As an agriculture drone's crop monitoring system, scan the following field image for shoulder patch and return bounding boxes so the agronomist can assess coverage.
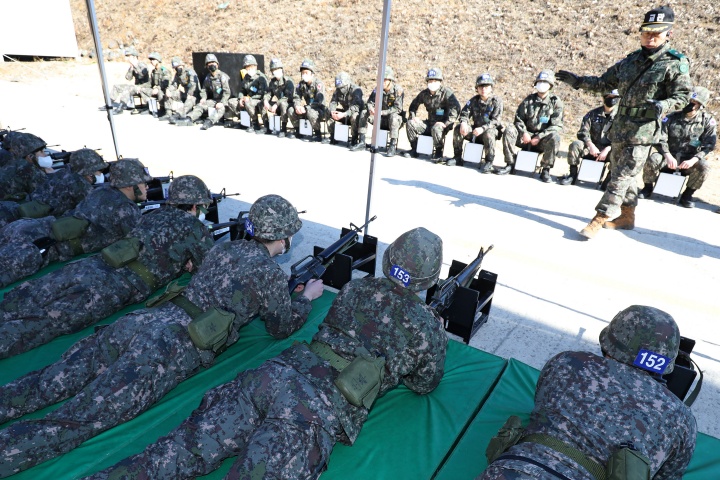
[667,49,686,60]
[710,118,717,127]
[466,100,471,106]
[679,63,689,74]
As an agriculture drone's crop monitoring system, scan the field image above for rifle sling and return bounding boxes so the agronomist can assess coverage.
[170,294,204,320]
[126,260,160,292]
[308,340,351,372]
[519,433,606,480]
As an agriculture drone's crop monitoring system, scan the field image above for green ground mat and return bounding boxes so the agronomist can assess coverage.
[434,359,720,480]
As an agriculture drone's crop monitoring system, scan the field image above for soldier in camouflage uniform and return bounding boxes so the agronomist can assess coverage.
[161,56,200,122]
[263,58,295,138]
[0,158,149,288]
[497,70,564,182]
[453,73,504,170]
[359,66,404,157]
[89,227,447,480]
[639,86,717,208]
[225,55,270,133]
[328,72,365,149]
[0,133,49,202]
[137,52,172,118]
[0,195,323,476]
[480,305,696,480]
[288,59,328,142]
[403,67,461,162]
[558,90,619,186]
[557,6,692,238]
[177,54,231,130]
[108,47,150,114]
[0,175,215,359]
[0,148,107,228]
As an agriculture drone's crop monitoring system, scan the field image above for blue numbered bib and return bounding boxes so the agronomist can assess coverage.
[389,265,411,287]
[633,349,671,375]
[689,139,701,147]
[250,86,257,92]
[539,116,549,124]
[244,217,255,237]
[436,109,445,116]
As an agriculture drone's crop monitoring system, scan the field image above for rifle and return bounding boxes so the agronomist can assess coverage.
[146,172,174,201]
[288,215,377,294]
[206,188,241,223]
[428,245,494,315]
[208,210,249,242]
[49,150,72,161]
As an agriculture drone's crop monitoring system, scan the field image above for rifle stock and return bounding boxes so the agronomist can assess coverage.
[429,245,493,314]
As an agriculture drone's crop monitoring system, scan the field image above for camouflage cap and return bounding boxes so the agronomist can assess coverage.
[171,56,184,67]
[426,67,443,81]
[600,305,680,374]
[535,70,555,86]
[476,73,494,86]
[10,133,47,159]
[269,58,283,71]
[148,52,162,62]
[109,158,153,188]
[69,148,108,176]
[382,227,443,292]
[242,55,258,67]
[299,59,316,73]
[166,175,212,206]
[640,6,674,33]
[248,194,302,241]
[125,47,139,57]
[335,72,351,87]
[205,53,219,65]
[690,86,710,106]
[384,66,395,81]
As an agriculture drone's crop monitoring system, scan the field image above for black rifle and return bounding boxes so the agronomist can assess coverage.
[288,216,377,294]
[50,150,72,161]
[208,210,249,242]
[145,172,174,201]
[206,188,241,223]
[428,245,494,315]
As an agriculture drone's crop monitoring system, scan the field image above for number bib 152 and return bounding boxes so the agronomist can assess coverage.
[633,349,670,375]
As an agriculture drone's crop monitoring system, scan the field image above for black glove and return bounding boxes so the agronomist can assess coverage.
[556,70,581,89]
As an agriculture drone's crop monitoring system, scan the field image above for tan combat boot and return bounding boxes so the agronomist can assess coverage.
[603,205,635,230]
[579,213,610,239]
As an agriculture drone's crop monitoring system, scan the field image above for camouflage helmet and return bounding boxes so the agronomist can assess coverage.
[299,59,316,73]
[69,148,108,176]
[10,133,46,159]
[382,227,443,292]
[384,66,395,81]
[166,175,212,206]
[247,194,302,241]
[148,52,162,62]
[109,158,153,188]
[535,70,556,86]
[269,58,283,71]
[335,72,351,88]
[426,67,443,81]
[689,86,710,107]
[205,53,219,65]
[124,47,139,57]
[242,55,258,68]
[171,56,184,68]
[476,73,494,86]
[599,305,680,374]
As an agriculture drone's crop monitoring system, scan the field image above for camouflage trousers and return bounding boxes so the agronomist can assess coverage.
[327,111,361,140]
[406,118,453,150]
[261,99,291,132]
[644,152,710,190]
[188,100,225,123]
[110,84,144,108]
[163,86,197,117]
[138,86,166,104]
[359,111,403,139]
[502,125,560,168]
[0,201,20,229]
[0,305,202,476]
[288,104,327,133]
[453,125,499,161]
[567,140,595,166]
[0,217,56,288]
[225,98,264,125]
[89,344,344,480]
[0,256,149,359]
[595,143,651,217]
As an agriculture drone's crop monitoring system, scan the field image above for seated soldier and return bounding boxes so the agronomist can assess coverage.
[480,305,696,480]
[87,227,447,480]
[263,58,295,138]
[225,55,269,133]
[105,47,150,114]
[0,133,50,202]
[452,73,503,170]
[559,90,619,185]
[0,195,324,476]
[403,67,461,162]
[137,52,172,118]
[176,54,231,131]
[0,175,215,359]
[0,148,107,228]
[496,70,564,182]
[327,72,365,150]
[639,86,717,208]
[162,56,201,123]
[288,59,328,142]
[358,66,404,157]
[0,158,149,288]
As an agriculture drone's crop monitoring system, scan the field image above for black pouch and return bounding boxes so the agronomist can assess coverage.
[51,216,90,241]
[485,415,524,464]
[18,200,51,219]
[101,237,141,268]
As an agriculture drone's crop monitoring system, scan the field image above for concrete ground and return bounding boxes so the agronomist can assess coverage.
[1,62,718,439]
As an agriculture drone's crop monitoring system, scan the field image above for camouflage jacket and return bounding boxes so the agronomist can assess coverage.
[150,65,172,91]
[0,158,47,200]
[29,168,93,216]
[239,71,269,100]
[293,78,327,107]
[366,82,404,116]
[408,85,461,127]
[577,106,617,148]
[125,61,150,86]
[656,110,717,161]
[329,84,364,116]
[54,185,140,261]
[514,92,564,138]
[199,70,231,103]
[171,67,200,99]
[459,94,503,130]
[264,75,295,103]
[576,43,692,145]
[486,351,696,480]
[308,276,447,444]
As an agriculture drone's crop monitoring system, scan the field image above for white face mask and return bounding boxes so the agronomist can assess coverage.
[301,73,313,83]
[273,69,283,79]
[535,82,551,93]
[37,154,53,168]
[427,81,441,92]
[245,67,257,77]
[197,212,206,222]
[94,173,105,184]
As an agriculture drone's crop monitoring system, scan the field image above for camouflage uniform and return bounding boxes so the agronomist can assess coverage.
[644,110,717,190]
[568,106,616,167]
[110,53,150,108]
[139,60,172,109]
[453,94,503,163]
[406,84,461,155]
[0,236,314,476]
[164,58,200,117]
[0,133,48,201]
[263,67,295,134]
[0,204,214,359]
[327,76,364,141]
[227,70,270,129]
[360,81,404,140]
[502,92,564,168]
[288,78,327,134]
[187,69,231,124]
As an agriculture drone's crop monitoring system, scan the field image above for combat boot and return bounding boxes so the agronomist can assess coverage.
[494,164,512,175]
[158,112,173,121]
[278,125,287,138]
[167,113,180,124]
[316,131,328,144]
[349,134,366,152]
[679,188,696,208]
[431,148,444,164]
[200,119,214,130]
[447,155,463,167]
[254,122,267,135]
[386,139,397,157]
[403,140,418,158]
[603,206,635,230]
[559,165,578,185]
[175,117,194,127]
[579,213,610,239]
[539,168,552,183]
[479,159,494,174]
[638,183,654,199]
